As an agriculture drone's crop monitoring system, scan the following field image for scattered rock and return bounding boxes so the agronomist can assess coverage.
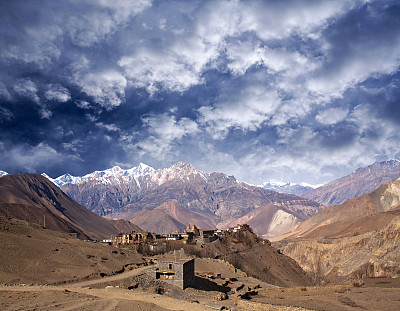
[128,283,139,290]
[352,280,365,287]
[213,292,228,301]
[154,286,164,294]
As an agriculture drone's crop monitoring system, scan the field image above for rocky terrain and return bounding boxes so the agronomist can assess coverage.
[302,160,400,206]
[272,178,400,282]
[0,174,141,240]
[183,228,313,288]
[58,162,322,237]
[1,216,399,311]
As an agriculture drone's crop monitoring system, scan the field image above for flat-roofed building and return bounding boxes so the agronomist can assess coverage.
[155,257,194,289]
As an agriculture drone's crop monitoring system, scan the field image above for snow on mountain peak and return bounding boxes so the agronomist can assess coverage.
[45,162,213,188]
[51,163,156,187]
[0,170,8,178]
[41,173,55,183]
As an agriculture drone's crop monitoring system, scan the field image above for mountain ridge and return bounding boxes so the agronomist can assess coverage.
[302,160,400,206]
[0,173,141,240]
[54,162,322,237]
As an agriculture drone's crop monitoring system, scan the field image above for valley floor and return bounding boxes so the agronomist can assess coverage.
[1,270,400,311]
[1,217,400,310]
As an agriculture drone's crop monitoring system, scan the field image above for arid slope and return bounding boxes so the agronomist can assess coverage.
[0,174,141,240]
[273,179,400,282]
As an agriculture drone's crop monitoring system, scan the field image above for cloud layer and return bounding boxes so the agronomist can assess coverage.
[1,0,400,184]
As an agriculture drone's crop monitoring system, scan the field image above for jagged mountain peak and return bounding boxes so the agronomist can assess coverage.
[50,163,156,187]
[342,159,400,177]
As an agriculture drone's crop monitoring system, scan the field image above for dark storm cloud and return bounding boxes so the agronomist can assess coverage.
[0,0,400,185]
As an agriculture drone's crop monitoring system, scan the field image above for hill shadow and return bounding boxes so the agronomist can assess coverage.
[191,276,230,292]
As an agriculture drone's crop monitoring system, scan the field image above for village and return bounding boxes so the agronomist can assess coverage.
[112,223,251,249]
[110,224,257,290]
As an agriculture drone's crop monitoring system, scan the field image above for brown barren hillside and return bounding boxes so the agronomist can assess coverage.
[131,200,216,233]
[272,179,400,282]
[0,174,141,240]
[273,179,400,241]
[159,228,314,288]
[0,216,146,285]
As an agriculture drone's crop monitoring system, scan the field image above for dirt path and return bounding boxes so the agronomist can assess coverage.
[0,266,213,311]
[0,284,210,311]
[67,264,151,288]
[0,266,316,310]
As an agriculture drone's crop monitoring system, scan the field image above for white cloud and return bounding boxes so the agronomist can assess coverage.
[0,107,13,122]
[0,82,11,101]
[0,22,62,69]
[5,143,81,172]
[66,0,152,47]
[119,48,203,94]
[125,113,199,159]
[316,107,348,125]
[95,122,120,132]
[75,100,91,109]
[13,78,40,103]
[198,85,281,139]
[237,1,354,41]
[44,84,71,103]
[73,70,127,109]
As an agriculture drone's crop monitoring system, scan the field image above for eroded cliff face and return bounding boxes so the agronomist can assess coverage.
[373,181,400,212]
[279,216,400,282]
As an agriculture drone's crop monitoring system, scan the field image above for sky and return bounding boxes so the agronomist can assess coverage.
[0,0,400,185]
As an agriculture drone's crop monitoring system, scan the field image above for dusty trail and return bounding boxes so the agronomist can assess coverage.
[0,265,213,311]
[67,264,151,288]
[0,284,210,311]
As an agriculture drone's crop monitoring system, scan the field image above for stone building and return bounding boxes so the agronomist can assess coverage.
[155,257,195,289]
[113,231,155,246]
[186,224,200,236]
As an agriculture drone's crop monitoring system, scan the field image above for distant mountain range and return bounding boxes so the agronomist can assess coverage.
[2,159,400,237]
[273,177,400,281]
[302,160,400,206]
[43,162,322,237]
[260,160,400,206]
[260,181,320,196]
[0,173,141,240]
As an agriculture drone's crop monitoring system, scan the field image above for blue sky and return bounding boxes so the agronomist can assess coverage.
[0,0,400,185]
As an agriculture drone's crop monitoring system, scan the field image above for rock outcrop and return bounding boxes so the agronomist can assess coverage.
[273,179,400,282]
[277,213,400,282]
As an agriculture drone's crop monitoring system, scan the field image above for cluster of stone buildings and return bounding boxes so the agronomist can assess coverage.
[112,224,254,290]
[112,223,251,247]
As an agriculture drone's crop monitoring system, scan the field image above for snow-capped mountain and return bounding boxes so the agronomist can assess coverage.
[260,181,322,196]
[51,163,155,187]
[54,161,322,237]
[0,170,8,178]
